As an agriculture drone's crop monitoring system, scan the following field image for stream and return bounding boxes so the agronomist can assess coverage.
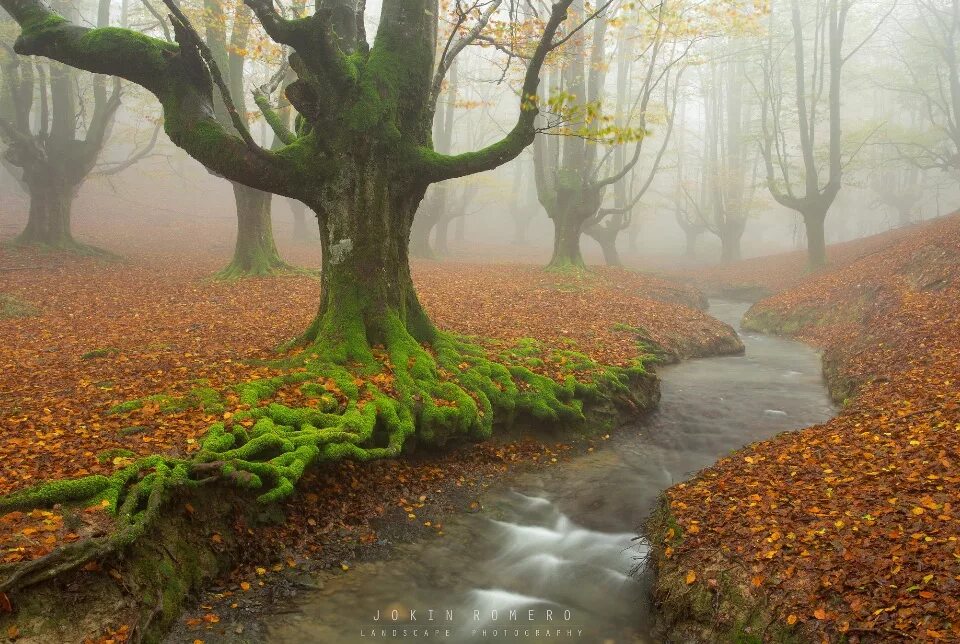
[256,300,836,643]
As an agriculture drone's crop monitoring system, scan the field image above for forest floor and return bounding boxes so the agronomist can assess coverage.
[652,212,960,642]
[0,213,740,641]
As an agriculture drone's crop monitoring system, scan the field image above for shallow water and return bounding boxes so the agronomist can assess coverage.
[260,300,835,643]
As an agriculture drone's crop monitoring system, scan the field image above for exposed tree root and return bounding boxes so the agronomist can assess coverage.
[0,322,653,595]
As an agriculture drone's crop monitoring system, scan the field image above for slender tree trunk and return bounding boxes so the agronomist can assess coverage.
[16,178,78,249]
[434,216,451,256]
[217,183,288,278]
[289,198,313,241]
[548,210,586,269]
[409,217,434,258]
[411,185,445,259]
[898,206,913,227]
[596,233,621,266]
[453,214,465,245]
[803,210,828,269]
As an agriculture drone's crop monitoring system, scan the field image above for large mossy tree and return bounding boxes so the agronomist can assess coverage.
[0,0,571,345]
[0,0,656,595]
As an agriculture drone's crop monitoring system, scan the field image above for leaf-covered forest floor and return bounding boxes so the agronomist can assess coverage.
[0,202,741,640]
[654,212,960,642]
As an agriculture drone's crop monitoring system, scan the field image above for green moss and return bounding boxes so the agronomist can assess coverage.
[108,386,223,416]
[96,448,136,464]
[0,302,656,599]
[81,347,120,360]
[0,294,38,318]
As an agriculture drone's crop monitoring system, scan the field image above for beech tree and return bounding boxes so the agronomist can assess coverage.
[0,0,124,252]
[698,52,760,262]
[0,0,612,549]
[198,0,296,278]
[0,0,578,337]
[582,18,680,266]
[757,0,893,268]
[887,0,960,176]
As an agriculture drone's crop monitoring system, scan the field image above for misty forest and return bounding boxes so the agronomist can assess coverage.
[0,0,958,641]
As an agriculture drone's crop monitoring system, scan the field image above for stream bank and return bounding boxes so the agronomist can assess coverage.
[179,301,833,643]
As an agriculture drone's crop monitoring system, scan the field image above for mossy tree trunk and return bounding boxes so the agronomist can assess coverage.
[299,161,434,354]
[215,182,289,278]
[16,175,76,247]
[547,204,590,270]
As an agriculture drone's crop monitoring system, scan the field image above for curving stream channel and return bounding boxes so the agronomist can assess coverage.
[257,300,836,643]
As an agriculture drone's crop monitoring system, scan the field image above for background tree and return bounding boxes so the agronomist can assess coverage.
[533,1,672,269]
[0,0,122,253]
[198,0,294,278]
[699,49,760,262]
[757,0,893,268]
[885,0,960,176]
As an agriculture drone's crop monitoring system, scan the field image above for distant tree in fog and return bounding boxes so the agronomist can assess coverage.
[756,0,893,268]
[0,0,148,253]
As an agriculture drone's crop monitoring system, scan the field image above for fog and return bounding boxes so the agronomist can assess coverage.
[3,0,957,270]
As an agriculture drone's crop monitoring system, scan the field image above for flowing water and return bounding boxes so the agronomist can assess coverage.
[259,301,836,643]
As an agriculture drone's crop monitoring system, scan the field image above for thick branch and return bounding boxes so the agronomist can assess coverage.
[417,0,575,182]
[0,0,308,198]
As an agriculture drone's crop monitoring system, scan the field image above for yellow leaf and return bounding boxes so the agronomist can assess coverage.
[685,570,696,585]
[240,581,251,591]
[813,607,827,620]
[787,614,798,625]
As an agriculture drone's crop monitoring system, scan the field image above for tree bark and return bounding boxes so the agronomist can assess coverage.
[548,210,586,270]
[17,178,76,248]
[719,220,745,263]
[803,210,828,269]
[595,232,621,266]
[434,215,452,256]
[299,164,433,352]
[216,183,288,278]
